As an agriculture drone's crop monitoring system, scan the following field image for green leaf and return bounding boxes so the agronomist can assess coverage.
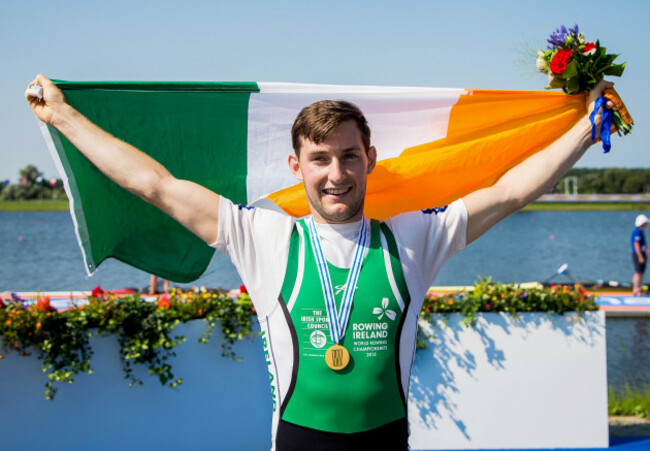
[562,61,579,79]
[604,63,626,77]
[566,77,580,95]
[546,76,565,90]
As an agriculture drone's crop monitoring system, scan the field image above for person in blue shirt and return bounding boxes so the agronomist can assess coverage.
[632,214,648,296]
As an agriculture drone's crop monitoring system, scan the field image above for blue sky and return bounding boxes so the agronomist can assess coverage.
[2,0,648,181]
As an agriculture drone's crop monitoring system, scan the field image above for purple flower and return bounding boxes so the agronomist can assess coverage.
[519,292,528,299]
[547,26,567,48]
[9,292,28,308]
[547,24,579,49]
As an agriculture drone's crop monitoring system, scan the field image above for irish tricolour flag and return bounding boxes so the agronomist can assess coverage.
[38,81,585,282]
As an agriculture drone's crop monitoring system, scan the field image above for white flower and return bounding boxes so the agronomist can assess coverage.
[536,55,549,71]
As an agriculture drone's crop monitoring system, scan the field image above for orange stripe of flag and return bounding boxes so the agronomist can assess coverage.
[267,90,586,219]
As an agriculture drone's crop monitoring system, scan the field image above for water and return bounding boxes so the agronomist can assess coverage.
[607,317,650,391]
[0,210,241,292]
[0,209,644,292]
[1,209,648,390]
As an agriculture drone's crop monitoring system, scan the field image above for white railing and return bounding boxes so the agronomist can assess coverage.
[536,193,650,203]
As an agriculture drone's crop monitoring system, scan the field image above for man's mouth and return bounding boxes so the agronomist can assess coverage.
[322,187,351,196]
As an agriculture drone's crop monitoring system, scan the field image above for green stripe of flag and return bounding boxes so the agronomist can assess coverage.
[53,81,258,282]
[52,80,260,92]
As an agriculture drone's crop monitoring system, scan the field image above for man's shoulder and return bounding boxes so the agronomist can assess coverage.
[382,199,466,227]
[223,197,295,223]
[214,197,295,251]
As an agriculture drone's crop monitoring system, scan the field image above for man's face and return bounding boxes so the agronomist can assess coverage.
[288,120,377,224]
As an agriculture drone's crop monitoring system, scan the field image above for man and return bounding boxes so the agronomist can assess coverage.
[26,74,613,450]
[632,214,648,296]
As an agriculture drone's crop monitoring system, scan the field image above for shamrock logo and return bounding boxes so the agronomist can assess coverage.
[373,297,396,321]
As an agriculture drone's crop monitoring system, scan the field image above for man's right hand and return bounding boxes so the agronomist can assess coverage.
[25,74,66,126]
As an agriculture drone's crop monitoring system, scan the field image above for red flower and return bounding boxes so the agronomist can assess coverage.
[583,42,596,54]
[157,293,171,309]
[0,299,5,309]
[36,297,55,313]
[550,49,573,74]
[91,285,104,299]
[239,285,248,295]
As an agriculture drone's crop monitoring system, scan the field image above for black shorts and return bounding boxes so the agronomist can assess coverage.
[276,417,409,451]
[633,252,647,273]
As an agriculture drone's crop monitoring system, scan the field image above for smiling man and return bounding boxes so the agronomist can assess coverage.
[26,74,613,450]
[288,101,376,224]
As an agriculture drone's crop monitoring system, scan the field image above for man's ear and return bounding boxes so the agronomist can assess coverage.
[288,153,303,181]
[367,146,377,175]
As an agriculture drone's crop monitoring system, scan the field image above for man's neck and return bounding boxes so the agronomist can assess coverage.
[309,210,365,225]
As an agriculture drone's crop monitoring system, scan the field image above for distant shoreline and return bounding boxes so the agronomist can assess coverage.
[523,202,649,211]
[0,200,69,211]
[1,199,647,212]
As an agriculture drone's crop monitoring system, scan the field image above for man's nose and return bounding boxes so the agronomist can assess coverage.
[329,158,345,183]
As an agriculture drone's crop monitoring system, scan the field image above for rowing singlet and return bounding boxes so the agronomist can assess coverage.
[275,218,411,433]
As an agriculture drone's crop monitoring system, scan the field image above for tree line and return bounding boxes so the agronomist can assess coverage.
[554,168,649,194]
[1,165,648,201]
[1,165,67,201]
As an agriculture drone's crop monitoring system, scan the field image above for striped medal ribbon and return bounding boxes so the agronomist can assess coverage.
[307,216,369,371]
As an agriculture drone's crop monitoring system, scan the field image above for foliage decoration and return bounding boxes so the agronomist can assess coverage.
[417,278,599,348]
[1,279,598,400]
[0,288,255,400]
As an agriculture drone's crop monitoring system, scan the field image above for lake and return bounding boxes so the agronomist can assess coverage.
[0,209,644,292]
[2,209,648,390]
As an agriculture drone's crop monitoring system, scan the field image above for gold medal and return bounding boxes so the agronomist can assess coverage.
[325,344,350,371]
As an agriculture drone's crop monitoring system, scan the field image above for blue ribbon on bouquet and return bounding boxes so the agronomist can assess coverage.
[589,96,612,153]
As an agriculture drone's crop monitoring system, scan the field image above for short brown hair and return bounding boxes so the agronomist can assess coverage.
[291,100,370,156]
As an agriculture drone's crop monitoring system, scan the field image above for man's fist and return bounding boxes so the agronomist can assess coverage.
[25,74,67,125]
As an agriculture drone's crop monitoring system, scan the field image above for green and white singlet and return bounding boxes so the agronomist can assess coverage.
[213,198,467,449]
[277,218,410,433]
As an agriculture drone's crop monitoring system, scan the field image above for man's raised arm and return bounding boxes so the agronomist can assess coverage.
[25,74,221,245]
[463,80,615,245]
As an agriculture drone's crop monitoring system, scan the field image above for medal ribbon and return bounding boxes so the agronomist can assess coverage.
[307,216,369,344]
[589,96,613,154]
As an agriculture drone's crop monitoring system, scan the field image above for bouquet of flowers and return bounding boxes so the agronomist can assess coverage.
[536,24,633,136]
